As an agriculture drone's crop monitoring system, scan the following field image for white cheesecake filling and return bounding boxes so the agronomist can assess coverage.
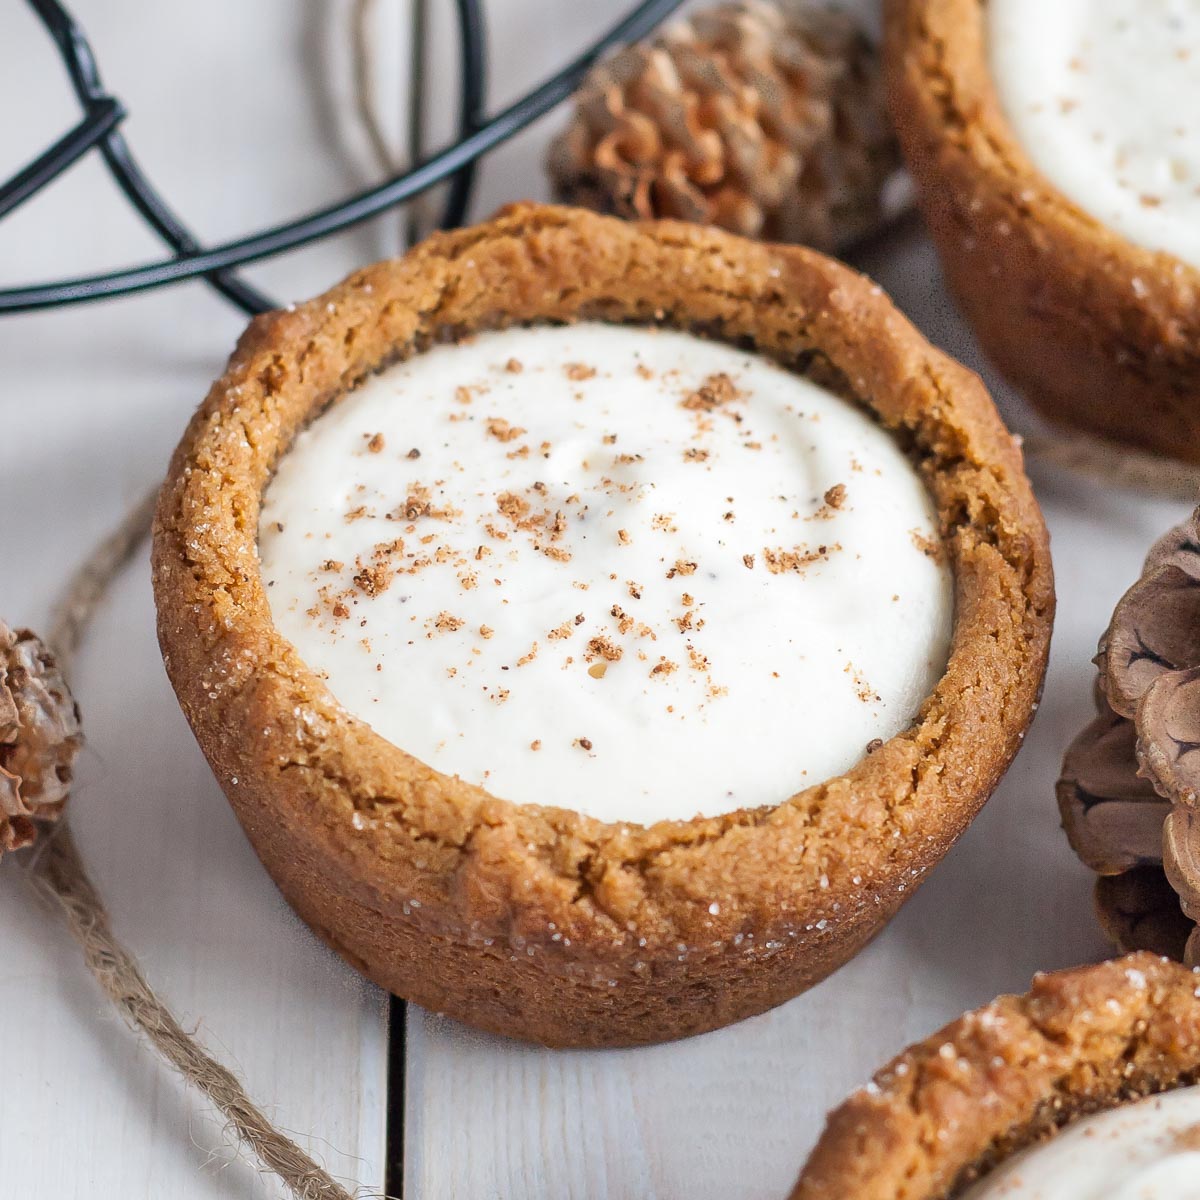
[258,323,952,825]
[963,1084,1200,1200]
[988,0,1200,269]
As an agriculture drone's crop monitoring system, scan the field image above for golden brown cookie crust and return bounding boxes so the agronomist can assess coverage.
[885,0,1200,463]
[152,203,1053,1047]
[792,953,1200,1200]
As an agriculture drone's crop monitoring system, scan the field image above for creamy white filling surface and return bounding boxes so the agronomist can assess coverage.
[989,0,1200,268]
[963,1084,1200,1200]
[258,323,952,825]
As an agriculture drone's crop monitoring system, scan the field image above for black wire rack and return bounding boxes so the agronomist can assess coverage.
[0,0,685,316]
[2,0,686,1193]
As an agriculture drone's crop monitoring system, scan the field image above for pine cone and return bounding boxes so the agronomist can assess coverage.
[546,0,901,252]
[1059,507,1200,966]
[0,621,82,857]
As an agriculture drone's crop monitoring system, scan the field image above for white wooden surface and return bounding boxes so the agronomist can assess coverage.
[0,3,1190,1199]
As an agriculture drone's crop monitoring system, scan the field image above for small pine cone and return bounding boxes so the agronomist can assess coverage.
[547,0,901,252]
[0,621,82,857]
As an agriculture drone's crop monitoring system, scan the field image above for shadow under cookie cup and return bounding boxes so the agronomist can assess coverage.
[151,203,1052,1047]
[884,0,1200,464]
[791,953,1200,1199]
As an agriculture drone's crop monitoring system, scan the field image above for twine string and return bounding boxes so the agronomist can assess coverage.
[21,423,1193,1200]
[17,11,1200,1191]
[351,0,401,178]
[28,489,359,1200]
[18,8,418,1192]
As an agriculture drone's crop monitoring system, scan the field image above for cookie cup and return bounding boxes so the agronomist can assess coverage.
[792,954,1200,1199]
[885,0,1200,463]
[152,204,1052,1047]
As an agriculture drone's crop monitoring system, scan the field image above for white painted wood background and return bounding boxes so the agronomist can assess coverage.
[0,2,1188,1198]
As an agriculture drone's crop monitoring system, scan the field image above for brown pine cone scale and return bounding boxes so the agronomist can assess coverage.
[0,622,82,857]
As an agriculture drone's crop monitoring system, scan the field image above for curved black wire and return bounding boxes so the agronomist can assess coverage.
[26,0,274,314]
[0,97,123,220]
[438,0,487,232]
[0,0,684,313]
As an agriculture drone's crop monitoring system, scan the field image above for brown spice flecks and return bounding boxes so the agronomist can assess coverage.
[586,636,623,663]
[407,447,421,460]
[846,663,881,704]
[650,657,678,677]
[321,559,344,573]
[761,543,839,574]
[432,611,464,634]
[574,612,585,625]
[911,530,946,563]
[610,604,634,634]
[666,559,697,579]
[486,417,527,443]
[399,486,431,521]
[865,737,884,754]
[1173,1124,1200,1153]
[529,738,541,750]
[575,737,593,751]
[743,553,755,569]
[366,432,385,453]
[635,363,654,381]
[651,514,678,532]
[497,491,532,524]
[683,447,710,463]
[681,371,743,412]
[687,645,709,671]
[565,363,596,381]
[516,642,539,667]
[479,624,494,639]
[505,358,523,374]
[345,505,369,522]
[548,621,575,640]
[353,562,393,596]
[810,483,849,521]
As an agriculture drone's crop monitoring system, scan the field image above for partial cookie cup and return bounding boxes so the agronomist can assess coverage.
[152,204,1052,1047]
[885,0,1200,463]
[791,954,1200,1200]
